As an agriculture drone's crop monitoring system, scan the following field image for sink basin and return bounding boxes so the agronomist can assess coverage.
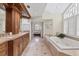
[49,37,79,50]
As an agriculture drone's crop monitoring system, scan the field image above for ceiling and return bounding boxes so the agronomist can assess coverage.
[45,3,70,14]
[25,3,70,17]
[25,3,47,17]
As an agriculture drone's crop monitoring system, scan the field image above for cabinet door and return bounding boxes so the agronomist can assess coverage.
[26,34,29,45]
[13,39,20,56]
[24,35,27,47]
[19,38,23,55]
[0,42,8,56]
[23,36,25,48]
[22,34,29,51]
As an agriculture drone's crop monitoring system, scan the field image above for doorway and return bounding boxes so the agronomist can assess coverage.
[31,21,43,38]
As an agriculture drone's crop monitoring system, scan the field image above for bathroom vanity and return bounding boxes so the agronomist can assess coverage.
[0,32,29,56]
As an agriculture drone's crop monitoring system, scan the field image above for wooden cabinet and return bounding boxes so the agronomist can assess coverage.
[13,38,20,56]
[0,33,29,56]
[0,42,8,56]
[13,37,23,56]
[8,33,29,56]
[6,7,21,34]
[23,34,29,50]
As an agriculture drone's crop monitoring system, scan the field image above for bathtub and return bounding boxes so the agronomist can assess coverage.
[48,37,79,50]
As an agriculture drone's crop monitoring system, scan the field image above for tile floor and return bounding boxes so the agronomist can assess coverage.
[22,37,52,56]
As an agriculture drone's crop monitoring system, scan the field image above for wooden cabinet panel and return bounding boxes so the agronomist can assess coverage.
[6,6,20,34]
[13,38,20,56]
[8,40,13,56]
[0,42,8,56]
[22,33,29,51]
[19,38,23,55]
[13,33,29,56]
[0,33,31,56]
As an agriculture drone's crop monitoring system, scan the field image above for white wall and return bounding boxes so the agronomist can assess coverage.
[42,11,63,36]
[31,11,63,36]
[43,19,53,36]
[53,14,63,35]
[41,3,69,36]
[30,3,69,36]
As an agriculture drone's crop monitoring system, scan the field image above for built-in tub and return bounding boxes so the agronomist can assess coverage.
[44,36,79,55]
[49,37,79,50]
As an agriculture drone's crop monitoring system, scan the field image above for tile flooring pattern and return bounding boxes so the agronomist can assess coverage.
[22,37,52,56]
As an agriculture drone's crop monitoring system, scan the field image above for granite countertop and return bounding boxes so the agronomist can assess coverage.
[0,32,29,44]
[45,35,79,56]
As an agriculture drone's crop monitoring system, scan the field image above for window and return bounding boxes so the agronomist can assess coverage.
[77,14,79,36]
[63,3,78,36]
[20,18,30,32]
[64,19,68,34]
[78,4,79,14]
[68,17,76,35]
[0,6,6,32]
